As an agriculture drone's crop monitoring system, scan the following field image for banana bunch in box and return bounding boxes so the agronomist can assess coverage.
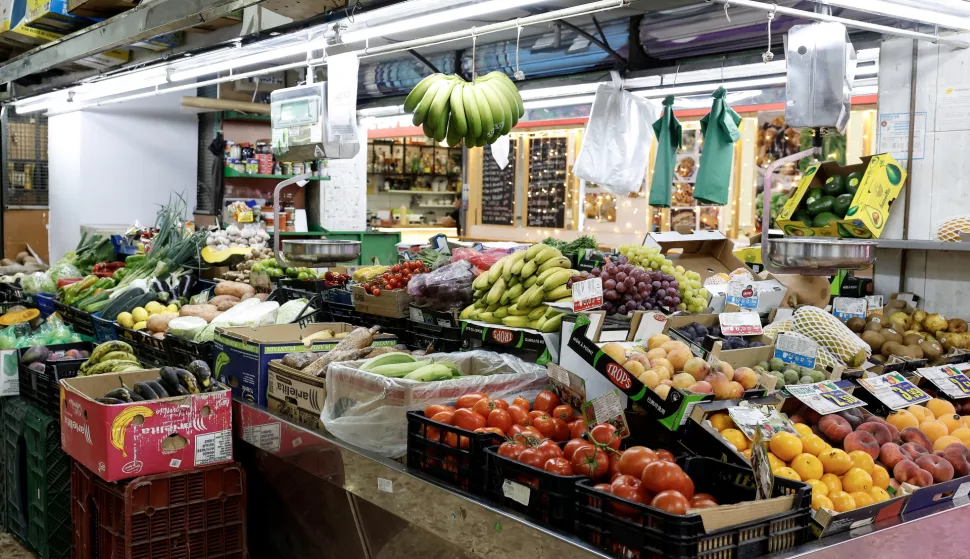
[79,341,143,376]
[460,244,574,332]
[404,71,524,146]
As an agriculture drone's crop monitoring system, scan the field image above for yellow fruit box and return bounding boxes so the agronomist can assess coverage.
[776,153,906,240]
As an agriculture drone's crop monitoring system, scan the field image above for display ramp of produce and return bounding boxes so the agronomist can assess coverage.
[234,400,970,559]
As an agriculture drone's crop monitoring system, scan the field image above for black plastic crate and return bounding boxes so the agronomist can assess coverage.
[406,411,502,495]
[91,313,118,343]
[164,336,213,368]
[409,320,464,353]
[324,288,353,306]
[328,301,359,325]
[18,342,93,417]
[67,307,96,337]
[52,299,71,321]
[0,282,25,303]
[4,398,30,545]
[25,405,71,559]
[574,456,812,559]
[484,443,586,530]
[408,303,462,328]
[117,328,168,367]
[359,312,410,346]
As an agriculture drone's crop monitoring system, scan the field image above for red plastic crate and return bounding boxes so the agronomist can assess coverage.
[71,461,246,559]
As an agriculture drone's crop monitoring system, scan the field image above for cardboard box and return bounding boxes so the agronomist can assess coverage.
[267,395,324,431]
[265,359,326,429]
[812,495,909,537]
[214,323,398,406]
[60,369,233,482]
[67,0,135,17]
[460,320,559,365]
[0,16,128,69]
[642,230,754,283]
[23,0,92,32]
[705,275,788,314]
[777,154,906,240]
[352,286,411,318]
[663,314,775,368]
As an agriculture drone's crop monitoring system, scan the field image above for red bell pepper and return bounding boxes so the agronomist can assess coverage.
[57,277,83,289]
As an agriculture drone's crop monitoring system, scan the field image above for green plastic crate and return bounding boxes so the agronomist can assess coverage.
[25,406,71,559]
[4,397,31,546]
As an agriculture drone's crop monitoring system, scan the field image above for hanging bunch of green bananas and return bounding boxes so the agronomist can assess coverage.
[403,71,524,147]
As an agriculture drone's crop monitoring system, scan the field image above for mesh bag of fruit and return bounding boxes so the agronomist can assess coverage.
[935,216,970,242]
[792,306,870,367]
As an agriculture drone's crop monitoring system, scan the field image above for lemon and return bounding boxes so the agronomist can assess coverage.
[117,312,134,329]
[133,321,147,331]
[145,301,165,315]
[166,304,179,314]
[131,307,149,323]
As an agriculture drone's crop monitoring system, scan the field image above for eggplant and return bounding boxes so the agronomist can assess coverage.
[177,275,198,299]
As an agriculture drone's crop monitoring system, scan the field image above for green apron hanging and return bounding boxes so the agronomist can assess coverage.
[648,96,681,208]
[694,87,741,206]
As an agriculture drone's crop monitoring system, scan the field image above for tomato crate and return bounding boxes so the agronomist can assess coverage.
[164,336,213,368]
[71,461,247,559]
[406,411,502,495]
[25,406,71,559]
[92,313,118,343]
[117,327,168,367]
[18,342,93,417]
[484,443,586,530]
[4,397,31,545]
[574,456,812,559]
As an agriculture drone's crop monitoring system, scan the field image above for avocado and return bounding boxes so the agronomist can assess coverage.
[886,164,903,185]
[792,209,814,225]
[823,175,845,197]
[833,193,853,216]
[845,171,863,194]
[837,223,855,238]
[806,195,835,217]
[784,224,815,237]
[812,211,841,228]
[805,187,824,205]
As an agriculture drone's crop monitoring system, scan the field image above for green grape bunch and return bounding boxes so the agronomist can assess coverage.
[618,244,710,313]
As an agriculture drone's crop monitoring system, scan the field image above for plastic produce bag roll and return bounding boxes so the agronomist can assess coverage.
[648,96,682,208]
[694,87,741,206]
[573,84,658,195]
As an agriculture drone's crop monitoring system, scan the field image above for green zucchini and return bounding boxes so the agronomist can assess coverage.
[101,288,147,321]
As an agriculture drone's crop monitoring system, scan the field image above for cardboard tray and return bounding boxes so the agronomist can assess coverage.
[352,286,412,318]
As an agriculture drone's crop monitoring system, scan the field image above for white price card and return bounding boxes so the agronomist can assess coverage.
[832,297,867,321]
[726,280,760,310]
[774,333,818,370]
[787,381,866,415]
[572,277,603,312]
[857,372,930,409]
[865,295,884,310]
[719,312,763,336]
[915,365,970,400]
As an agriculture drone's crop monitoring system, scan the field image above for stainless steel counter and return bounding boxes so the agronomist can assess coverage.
[233,400,970,559]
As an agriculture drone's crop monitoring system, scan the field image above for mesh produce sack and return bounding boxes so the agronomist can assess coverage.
[703,269,754,287]
[792,306,870,367]
[935,216,970,242]
[321,350,547,458]
[762,319,793,340]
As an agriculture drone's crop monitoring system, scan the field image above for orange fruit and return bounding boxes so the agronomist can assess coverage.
[793,423,814,437]
[812,493,834,511]
[805,478,828,497]
[933,435,963,452]
[721,428,748,451]
[769,432,803,462]
[886,409,919,431]
[767,452,786,471]
[709,413,736,432]
[870,487,891,503]
[847,450,875,474]
[801,434,827,456]
[829,490,856,512]
[742,448,752,459]
[819,448,852,475]
[939,414,966,433]
[850,491,875,508]
[821,473,843,494]
[842,467,873,493]
[871,465,890,490]
[920,420,949,443]
[950,427,970,445]
[791,453,824,481]
[773,467,801,482]
[908,404,934,422]
[926,398,957,419]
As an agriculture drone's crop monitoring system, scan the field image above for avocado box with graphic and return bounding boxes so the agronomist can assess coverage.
[777,154,906,240]
[213,323,398,406]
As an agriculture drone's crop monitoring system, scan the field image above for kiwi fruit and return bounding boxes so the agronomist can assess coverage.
[864,322,883,332]
[882,328,903,345]
[903,332,925,346]
[868,315,885,327]
[870,353,886,364]
[861,330,886,352]
[882,341,903,357]
[905,345,924,359]
[920,340,943,360]
[846,317,866,333]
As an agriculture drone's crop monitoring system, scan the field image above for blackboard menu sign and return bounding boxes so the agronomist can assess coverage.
[481,141,517,226]
[527,137,567,228]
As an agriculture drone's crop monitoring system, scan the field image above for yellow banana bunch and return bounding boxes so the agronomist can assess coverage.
[352,266,389,282]
[111,405,154,457]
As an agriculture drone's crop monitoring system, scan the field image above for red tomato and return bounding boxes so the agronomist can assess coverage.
[430,411,455,425]
[518,448,546,469]
[523,425,543,438]
[564,438,593,461]
[610,483,646,517]
[472,398,498,417]
[453,408,486,431]
[651,490,689,515]
[608,451,624,481]
[424,404,455,417]
[690,493,718,509]
[507,424,528,439]
[593,483,612,493]
[619,446,658,478]
[443,432,469,449]
[532,416,557,438]
[372,288,381,296]
[512,397,531,410]
[543,458,575,476]
[493,399,509,410]
[668,471,695,501]
[536,439,564,461]
[474,427,504,436]
[569,420,588,439]
[506,405,530,426]
[656,449,676,463]
[533,390,561,413]
[498,441,528,460]
[611,474,641,489]
[425,426,441,443]
[487,409,512,432]
[571,445,609,480]
[589,423,621,451]
[551,404,575,420]
[551,417,570,442]
[641,460,688,495]
[529,410,550,420]
[457,392,488,409]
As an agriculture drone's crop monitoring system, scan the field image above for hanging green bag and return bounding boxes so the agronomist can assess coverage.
[694,87,741,206]
[648,96,682,208]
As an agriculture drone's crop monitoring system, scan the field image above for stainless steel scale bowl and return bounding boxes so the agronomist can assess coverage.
[272,173,361,267]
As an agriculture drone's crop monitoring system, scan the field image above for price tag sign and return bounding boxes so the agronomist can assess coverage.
[726,280,760,310]
[857,372,930,409]
[572,277,603,312]
[774,333,818,369]
[865,295,884,309]
[832,297,867,321]
[719,312,764,336]
[787,381,866,415]
[581,390,631,438]
[915,365,970,400]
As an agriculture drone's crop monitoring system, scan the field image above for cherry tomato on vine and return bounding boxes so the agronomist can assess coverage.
[551,404,575,420]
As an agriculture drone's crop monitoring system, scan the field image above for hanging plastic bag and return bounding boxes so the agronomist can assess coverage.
[573,83,659,195]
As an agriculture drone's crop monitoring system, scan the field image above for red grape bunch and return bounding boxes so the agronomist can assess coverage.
[567,255,681,315]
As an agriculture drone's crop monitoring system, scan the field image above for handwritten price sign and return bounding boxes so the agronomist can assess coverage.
[787,381,866,415]
[572,277,603,312]
[916,365,970,400]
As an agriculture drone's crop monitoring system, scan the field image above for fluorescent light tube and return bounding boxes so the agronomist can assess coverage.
[815,0,970,31]
[518,82,607,101]
[632,76,787,98]
[169,39,326,82]
[522,94,596,110]
[341,0,551,44]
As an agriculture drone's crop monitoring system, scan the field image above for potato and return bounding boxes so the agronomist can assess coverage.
[179,304,220,323]
[209,295,241,311]
[215,280,256,300]
[147,313,177,333]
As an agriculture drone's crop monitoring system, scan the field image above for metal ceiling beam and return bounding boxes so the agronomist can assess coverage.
[0,0,268,85]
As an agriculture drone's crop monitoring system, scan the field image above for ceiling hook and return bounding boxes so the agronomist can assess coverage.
[471,28,478,80]
[723,0,732,23]
[763,4,776,63]
[672,62,680,86]
[514,19,525,80]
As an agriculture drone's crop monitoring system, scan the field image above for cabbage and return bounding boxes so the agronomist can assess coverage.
[210,298,260,325]
[169,316,208,339]
[22,272,55,294]
[230,301,279,328]
[49,262,82,282]
[276,299,314,324]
